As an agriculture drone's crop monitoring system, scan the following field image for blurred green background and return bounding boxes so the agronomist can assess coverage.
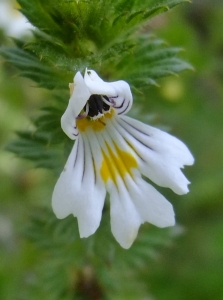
[1,0,223,299]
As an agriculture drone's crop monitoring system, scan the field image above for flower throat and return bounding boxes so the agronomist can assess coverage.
[84,95,111,118]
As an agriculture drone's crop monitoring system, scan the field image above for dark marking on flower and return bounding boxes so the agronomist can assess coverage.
[112,120,146,162]
[72,125,79,137]
[118,118,154,151]
[83,136,97,185]
[114,98,125,109]
[84,95,110,118]
[82,138,86,182]
[98,119,106,126]
[73,139,79,169]
[120,118,151,137]
[90,146,97,185]
[117,100,129,115]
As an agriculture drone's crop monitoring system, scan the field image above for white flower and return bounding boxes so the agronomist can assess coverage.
[52,69,194,249]
[0,1,33,37]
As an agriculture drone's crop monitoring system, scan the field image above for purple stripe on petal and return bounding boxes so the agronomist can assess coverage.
[117,101,130,115]
[119,117,151,137]
[117,118,154,151]
[82,138,86,183]
[115,98,125,109]
[73,139,79,169]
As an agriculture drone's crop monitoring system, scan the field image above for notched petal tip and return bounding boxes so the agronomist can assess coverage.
[75,187,106,239]
[52,205,69,219]
[156,205,175,228]
[175,180,190,195]
[118,229,139,249]
[186,153,195,166]
[127,178,176,228]
[52,182,74,220]
[118,115,193,194]
[78,216,101,238]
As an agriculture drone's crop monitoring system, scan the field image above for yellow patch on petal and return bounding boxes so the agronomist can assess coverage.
[77,110,114,132]
[100,142,138,186]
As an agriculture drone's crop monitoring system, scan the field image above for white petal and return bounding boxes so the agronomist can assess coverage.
[84,69,105,83]
[127,176,175,228]
[84,69,133,114]
[61,116,79,140]
[52,135,106,237]
[105,117,138,163]
[52,140,80,218]
[121,115,194,166]
[109,174,175,249]
[109,80,133,115]
[116,115,194,194]
[109,179,141,249]
[90,127,139,249]
[61,72,91,139]
[140,162,191,195]
[84,69,116,96]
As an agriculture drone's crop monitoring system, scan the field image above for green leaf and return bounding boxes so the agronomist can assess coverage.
[17,0,63,37]
[143,6,169,20]
[0,46,68,89]
[6,130,65,170]
[114,35,193,88]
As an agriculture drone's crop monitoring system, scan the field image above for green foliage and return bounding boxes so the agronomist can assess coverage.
[115,35,193,89]
[1,0,191,89]
[1,0,192,174]
[0,0,198,299]
[5,93,72,172]
[6,130,64,170]
[4,33,192,173]
[17,206,179,300]
[0,42,69,90]
[16,0,189,44]
[2,0,223,299]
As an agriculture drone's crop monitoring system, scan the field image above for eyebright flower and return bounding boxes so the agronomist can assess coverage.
[52,69,194,249]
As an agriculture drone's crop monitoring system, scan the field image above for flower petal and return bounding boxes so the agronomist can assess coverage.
[61,72,91,139]
[109,174,175,249]
[120,115,194,166]
[114,115,194,194]
[127,175,175,228]
[95,123,169,248]
[109,179,141,249]
[52,140,79,218]
[84,69,116,96]
[109,80,133,115]
[84,69,133,115]
[54,68,194,248]
[52,135,106,237]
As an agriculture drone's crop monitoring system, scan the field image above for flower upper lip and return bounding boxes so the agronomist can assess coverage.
[61,69,133,140]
